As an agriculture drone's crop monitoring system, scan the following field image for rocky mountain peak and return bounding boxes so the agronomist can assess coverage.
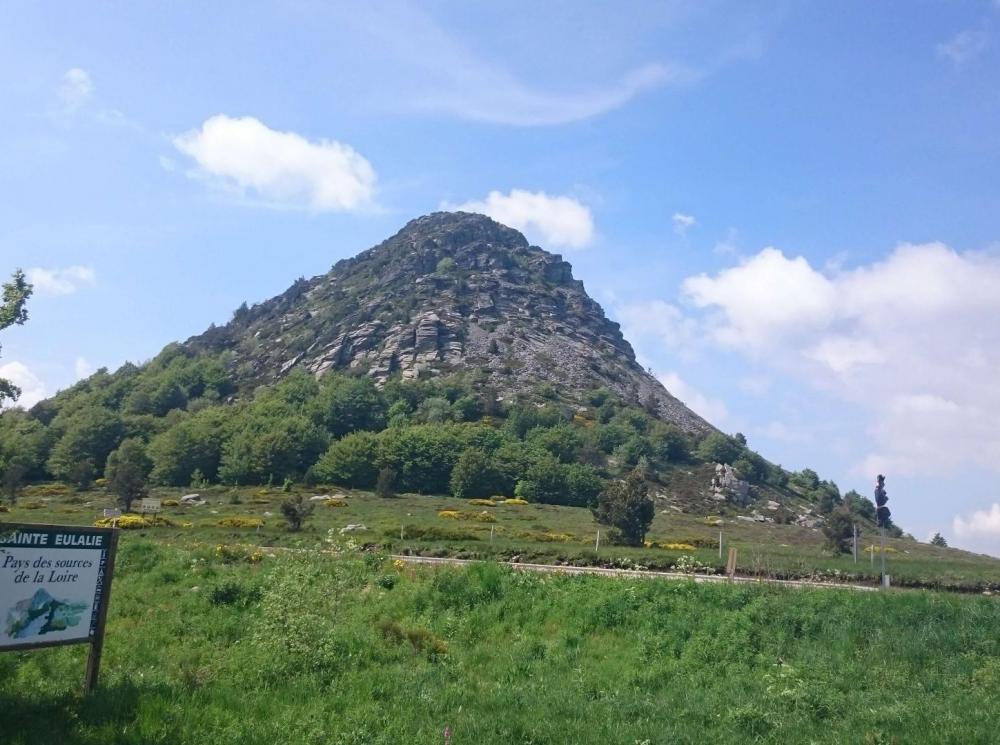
[186,212,713,434]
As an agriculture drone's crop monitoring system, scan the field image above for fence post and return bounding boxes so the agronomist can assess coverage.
[726,547,738,580]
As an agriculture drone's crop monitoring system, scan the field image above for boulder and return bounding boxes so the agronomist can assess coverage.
[340,523,368,534]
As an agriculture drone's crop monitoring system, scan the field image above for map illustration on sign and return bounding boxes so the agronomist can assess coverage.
[5,587,88,640]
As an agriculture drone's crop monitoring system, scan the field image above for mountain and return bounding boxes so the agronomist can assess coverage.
[187,212,712,434]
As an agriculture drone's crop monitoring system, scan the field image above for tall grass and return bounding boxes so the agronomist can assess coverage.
[2,540,998,743]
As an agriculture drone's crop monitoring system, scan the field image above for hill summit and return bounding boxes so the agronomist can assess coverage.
[188,212,712,434]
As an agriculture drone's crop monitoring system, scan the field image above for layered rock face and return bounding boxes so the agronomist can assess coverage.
[186,212,713,434]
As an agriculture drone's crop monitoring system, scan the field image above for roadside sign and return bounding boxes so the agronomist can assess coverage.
[103,508,122,519]
[138,498,161,515]
[0,523,119,691]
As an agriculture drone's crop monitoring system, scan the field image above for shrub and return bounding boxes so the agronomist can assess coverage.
[389,525,481,541]
[469,498,497,506]
[217,516,265,529]
[450,449,501,498]
[376,618,447,657]
[502,498,529,505]
[280,494,315,532]
[162,498,180,507]
[209,580,262,607]
[93,514,179,529]
[695,432,744,465]
[591,467,654,547]
[822,506,855,554]
[215,544,265,563]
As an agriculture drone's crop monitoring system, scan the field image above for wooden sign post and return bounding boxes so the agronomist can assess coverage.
[0,523,119,693]
[726,547,738,579]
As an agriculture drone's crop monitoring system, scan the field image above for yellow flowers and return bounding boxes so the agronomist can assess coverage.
[162,499,180,507]
[93,514,178,529]
[533,531,573,542]
[392,559,405,571]
[215,544,264,563]
[217,516,265,528]
[863,545,898,554]
[438,509,496,522]
[469,499,498,506]
[503,498,529,506]
[644,540,698,551]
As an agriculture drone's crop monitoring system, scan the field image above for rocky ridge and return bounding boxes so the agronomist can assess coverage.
[186,212,713,434]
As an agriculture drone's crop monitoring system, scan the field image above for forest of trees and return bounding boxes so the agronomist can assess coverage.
[0,341,885,530]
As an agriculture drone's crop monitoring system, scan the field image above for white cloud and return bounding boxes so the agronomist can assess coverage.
[173,115,377,212]
[74,357,93,380]
[676,241,1000,477]
[683,247,837,349]
[615,299,699,355]
[58,68,93,111]
[936,29,991,65]
[953,503,1000,556]
[672,212,696,236]
[658,372,728,423]
[0,362,47,409]
[26,266,96,295]
[447,189,594,249]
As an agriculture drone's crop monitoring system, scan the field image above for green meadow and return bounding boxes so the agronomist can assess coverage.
[2,538,999,744]
[6,481,1000,592]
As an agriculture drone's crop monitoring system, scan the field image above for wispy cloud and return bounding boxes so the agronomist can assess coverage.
[445,189,594,249]
[336,3,702,126]
[57,68,94,112]
[74,357,93,380]
[937,28,991,66]
[27,266,96,295]
[173,115,377,212]
[658,371,728,423]
[672,212,697,237]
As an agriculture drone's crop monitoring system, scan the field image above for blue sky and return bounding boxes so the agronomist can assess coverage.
[2,1,1000,555]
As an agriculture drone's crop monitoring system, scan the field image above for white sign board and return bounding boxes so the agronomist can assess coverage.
[138,499,161,514]
[0,524,115,650]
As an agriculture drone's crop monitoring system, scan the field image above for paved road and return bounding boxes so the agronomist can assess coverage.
[391,554,879,592]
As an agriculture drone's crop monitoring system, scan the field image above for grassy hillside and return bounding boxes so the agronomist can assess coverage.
[6,481,998,592]
[2,540,998,744]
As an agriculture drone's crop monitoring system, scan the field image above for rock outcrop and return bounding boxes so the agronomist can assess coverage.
[186,212,714,434]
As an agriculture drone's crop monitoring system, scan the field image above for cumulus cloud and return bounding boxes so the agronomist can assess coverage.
[683,247,837,350]
[447,189,594,249]
[26,266,96,295]
[677,242,1000,476]
[58,68,94,111]
[672,212,696,236]
[0,362,47,409]
[953,503,1000,556]
[658,372,728,423]
[173,115,377,212]
[936,29,991,66]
